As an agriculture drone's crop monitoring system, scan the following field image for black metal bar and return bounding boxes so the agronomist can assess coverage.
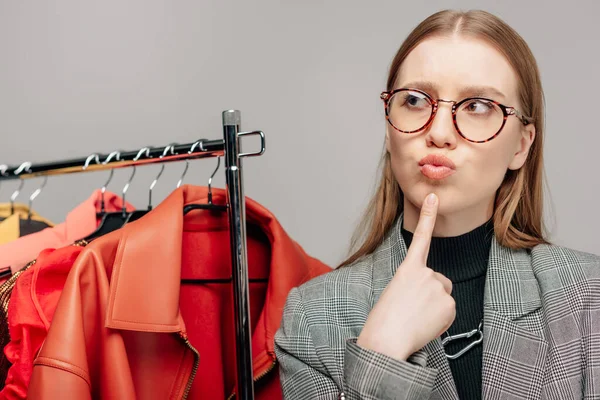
[0,139,225,180]
[223,110,254,399]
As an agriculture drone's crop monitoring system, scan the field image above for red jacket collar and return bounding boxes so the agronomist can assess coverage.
[103,185,330,374]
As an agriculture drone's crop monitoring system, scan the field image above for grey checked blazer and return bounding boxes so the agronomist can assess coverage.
[274,214,600,399]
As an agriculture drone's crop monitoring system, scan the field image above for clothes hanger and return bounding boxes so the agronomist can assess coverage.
[174,139,208,191]
[183,141,227,215]
[89,151,121,221]
[179,146,268,285]
[81,151,120,239]
[20,176,51,235]
[175,140,200,190]
[176,159,190,190]
[83,150,138,242]
[27,176,48,221]
[124,144,176,224]
[180,165,266,283]
[181,144,227,284]
[10,162,29,215]
[82,153,101,208]
[7,162,53,236]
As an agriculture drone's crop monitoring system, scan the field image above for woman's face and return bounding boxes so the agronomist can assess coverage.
[386,35,536,233]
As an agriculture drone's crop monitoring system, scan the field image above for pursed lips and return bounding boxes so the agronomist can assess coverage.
[418,154,456,180]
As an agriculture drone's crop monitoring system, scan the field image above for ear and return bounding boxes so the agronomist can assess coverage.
[508,123,536,170]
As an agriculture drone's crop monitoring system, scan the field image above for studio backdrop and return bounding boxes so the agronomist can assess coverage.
[0,0,598,266]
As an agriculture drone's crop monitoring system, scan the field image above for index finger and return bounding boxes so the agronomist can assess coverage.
[406,193,438,264]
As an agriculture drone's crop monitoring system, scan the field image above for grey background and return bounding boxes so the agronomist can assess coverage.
[0,0,598,267]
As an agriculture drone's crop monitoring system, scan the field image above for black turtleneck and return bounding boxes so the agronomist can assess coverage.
[401,218,493,400]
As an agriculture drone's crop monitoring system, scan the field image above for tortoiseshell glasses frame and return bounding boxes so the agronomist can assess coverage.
[380,88,531,144]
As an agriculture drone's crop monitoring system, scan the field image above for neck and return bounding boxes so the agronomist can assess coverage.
[402,196,494,237]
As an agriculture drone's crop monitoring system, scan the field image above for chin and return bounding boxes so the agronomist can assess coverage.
[403,182,462,214]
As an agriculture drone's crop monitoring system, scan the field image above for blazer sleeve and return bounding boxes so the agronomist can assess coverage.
[274,287,437,400]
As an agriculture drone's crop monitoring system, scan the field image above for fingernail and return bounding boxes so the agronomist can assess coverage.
[427,193,437,205]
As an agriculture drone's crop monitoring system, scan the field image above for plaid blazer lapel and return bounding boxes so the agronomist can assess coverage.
[482,238,549,399]
[422,338,460,400]
[372,214,459,400]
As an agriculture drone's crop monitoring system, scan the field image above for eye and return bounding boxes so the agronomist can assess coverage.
[462,99,494,114]
[400,91,430,110]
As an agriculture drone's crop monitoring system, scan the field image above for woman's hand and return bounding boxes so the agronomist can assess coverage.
[356,193,456,361]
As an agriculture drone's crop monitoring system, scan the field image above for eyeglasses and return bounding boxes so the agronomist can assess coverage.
[380,88,530,143]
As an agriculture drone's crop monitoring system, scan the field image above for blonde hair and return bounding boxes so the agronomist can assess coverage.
[339,9,548,268]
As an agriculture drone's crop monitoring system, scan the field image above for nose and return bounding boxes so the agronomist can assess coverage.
[424,101,458,149]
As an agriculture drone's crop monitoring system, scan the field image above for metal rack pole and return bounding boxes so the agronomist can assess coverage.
[223,110,254,400]
[0,140,226,180]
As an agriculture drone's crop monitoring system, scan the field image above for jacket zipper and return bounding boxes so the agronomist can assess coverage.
[179,332,200,400]
[225,360,277,400]
[176,330,276,399]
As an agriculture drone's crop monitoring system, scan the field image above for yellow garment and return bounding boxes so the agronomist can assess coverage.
[0,203,54,245]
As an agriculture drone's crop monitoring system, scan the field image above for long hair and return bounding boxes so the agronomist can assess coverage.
[339,9,548,268]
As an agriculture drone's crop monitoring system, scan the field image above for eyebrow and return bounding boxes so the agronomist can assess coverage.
[398,81,507,101]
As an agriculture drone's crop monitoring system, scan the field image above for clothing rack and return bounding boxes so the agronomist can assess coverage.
[0,110,264,400]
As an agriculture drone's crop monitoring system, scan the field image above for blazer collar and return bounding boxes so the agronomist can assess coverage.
[481,232,548,399]
[371,213,548,399]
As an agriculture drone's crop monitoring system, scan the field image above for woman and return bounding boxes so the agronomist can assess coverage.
[274,9,600,400]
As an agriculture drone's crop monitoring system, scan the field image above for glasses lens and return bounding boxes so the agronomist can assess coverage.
[455,99,505,142]
[387,90,433,133]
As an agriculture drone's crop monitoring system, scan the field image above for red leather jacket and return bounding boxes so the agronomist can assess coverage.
[27,185,330,399]
[2,245,85,399]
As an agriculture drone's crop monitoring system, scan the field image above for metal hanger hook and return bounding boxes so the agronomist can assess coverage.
[10,180,25,215]
[133,147,152,162]
[208,156,221,204]
[148,165,164,210]
[102,150,122,191]
[10,162,31,214]
[28,176,48,219]
[121,166,136,214]
[82,154,101,170]
[176,140,202,189]
[188,139,204,155]
[100,151,121,214]
[162,144,178,159]
[176,161,189,189]
[103,151,122,165]
[14,161,32,176]
[116,146,152,214]
[147,144,178,209]
[82,154,101,215]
